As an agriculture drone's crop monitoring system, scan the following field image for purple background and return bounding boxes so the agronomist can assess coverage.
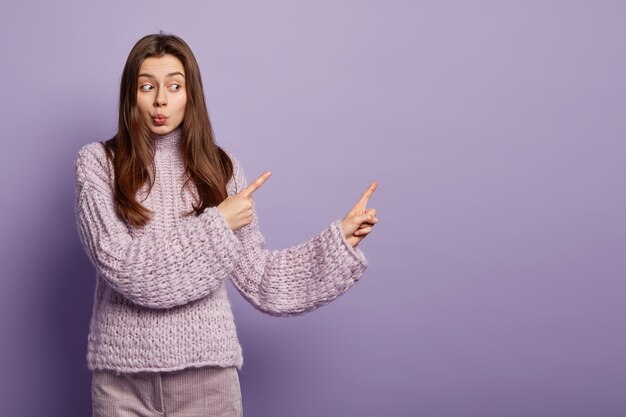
[1,1,625,416]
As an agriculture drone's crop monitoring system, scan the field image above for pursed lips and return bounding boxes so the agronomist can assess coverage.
[152,114,168,125]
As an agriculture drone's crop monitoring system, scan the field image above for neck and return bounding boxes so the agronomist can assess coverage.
[152,127,182,150]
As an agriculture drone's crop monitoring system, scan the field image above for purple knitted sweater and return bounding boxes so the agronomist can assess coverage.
[74,127,368,373]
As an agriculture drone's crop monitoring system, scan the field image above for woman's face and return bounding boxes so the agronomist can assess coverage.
[136,54,187,135]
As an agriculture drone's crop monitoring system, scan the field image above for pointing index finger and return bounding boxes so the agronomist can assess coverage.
[241,171,272,196]
[355,180,378,211]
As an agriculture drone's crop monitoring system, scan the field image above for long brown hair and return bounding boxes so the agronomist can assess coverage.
[102,32,233,228]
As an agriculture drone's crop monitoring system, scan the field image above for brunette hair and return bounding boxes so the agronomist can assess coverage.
[102,32,233,227]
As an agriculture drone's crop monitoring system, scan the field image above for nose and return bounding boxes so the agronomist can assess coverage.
[154,87,167,107]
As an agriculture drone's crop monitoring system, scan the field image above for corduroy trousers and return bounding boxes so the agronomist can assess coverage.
[91,365,243,417]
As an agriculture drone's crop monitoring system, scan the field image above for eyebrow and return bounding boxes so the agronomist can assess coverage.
[138,71,185,79]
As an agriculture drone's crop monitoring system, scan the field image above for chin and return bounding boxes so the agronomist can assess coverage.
[149,125,174,135]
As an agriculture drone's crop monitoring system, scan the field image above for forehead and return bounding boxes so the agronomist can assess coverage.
[139,54,185,76]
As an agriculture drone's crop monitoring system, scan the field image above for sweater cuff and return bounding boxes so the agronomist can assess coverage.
[330,219,368,272]
[201,206,244,256]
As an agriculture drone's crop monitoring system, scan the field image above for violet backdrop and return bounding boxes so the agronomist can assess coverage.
[1,1,625,416]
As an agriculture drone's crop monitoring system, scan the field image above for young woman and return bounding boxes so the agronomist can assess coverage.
[75,32,379,417]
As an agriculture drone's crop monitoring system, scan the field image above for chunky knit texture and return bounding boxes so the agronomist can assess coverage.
[74,127,368,373]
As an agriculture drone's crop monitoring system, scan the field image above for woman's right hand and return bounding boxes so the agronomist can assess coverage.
[217,171,272,231]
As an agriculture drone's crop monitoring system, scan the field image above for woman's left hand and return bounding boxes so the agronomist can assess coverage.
[340,181,379,247]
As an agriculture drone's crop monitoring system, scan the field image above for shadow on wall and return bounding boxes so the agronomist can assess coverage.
[35,129,99,416]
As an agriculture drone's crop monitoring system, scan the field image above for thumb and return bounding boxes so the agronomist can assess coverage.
[353,212,376,224]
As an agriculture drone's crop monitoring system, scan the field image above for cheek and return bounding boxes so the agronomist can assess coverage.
[176,94,188,112]
[136,95,150,112]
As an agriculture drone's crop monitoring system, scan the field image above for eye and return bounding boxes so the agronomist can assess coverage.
[140,84,153,92]
[169,83,182,92]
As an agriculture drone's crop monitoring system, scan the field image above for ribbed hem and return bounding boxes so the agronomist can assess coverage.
[88,357,244,374]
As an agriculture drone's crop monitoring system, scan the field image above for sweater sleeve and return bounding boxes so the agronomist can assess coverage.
[74,143,243,309]
[227,155,368,317]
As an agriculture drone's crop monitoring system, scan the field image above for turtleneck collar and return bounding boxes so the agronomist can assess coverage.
[152,127,182,150]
